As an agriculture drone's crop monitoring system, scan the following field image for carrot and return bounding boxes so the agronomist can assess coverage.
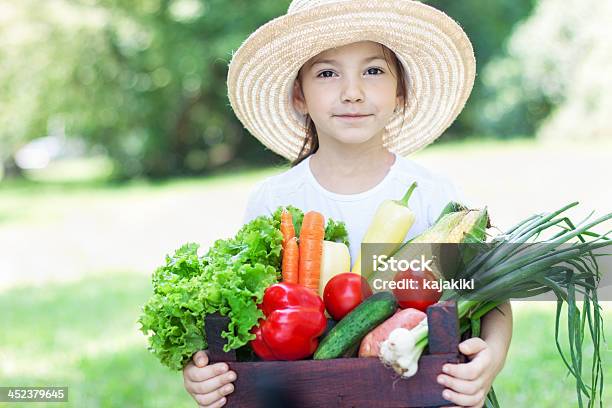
[298,211,325,292]
[282,237,299,283]
[280,209,299,283]
[280,209,295,248]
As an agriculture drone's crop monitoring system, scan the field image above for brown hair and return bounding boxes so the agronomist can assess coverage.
[291,44,410,167]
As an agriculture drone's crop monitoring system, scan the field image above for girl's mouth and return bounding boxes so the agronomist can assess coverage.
[334,114,373,121]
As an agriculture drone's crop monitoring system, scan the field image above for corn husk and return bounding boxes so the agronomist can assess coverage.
[376,208,489,284]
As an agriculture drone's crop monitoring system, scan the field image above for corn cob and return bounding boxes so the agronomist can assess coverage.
[410,208,489,244]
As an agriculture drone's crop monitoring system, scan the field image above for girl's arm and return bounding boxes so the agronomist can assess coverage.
[480,301,513,375]
[437,301,513,408]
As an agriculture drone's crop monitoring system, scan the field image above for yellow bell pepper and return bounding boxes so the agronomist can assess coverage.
[352,182,417,279]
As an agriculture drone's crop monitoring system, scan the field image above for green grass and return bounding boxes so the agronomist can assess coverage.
[0,273,193,408]
[0,163,280,228]
[1,275,609,407]
[496,304,612,406]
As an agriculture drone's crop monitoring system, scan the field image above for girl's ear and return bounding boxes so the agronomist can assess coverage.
[292,80,308,115]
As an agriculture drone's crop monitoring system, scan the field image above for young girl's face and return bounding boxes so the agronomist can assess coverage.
[293,41,402,148]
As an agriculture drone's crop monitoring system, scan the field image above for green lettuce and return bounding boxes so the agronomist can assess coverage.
[324,219,349,246]
[139,214,282,371]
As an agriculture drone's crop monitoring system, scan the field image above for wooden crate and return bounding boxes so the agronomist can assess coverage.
[205,301,465,408]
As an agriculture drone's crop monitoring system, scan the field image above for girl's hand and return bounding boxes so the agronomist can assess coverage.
[183,350,237,408]
[437,337,497,408]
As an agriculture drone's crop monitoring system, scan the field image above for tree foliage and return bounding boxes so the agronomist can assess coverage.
[479,0,612,141]
[424,0,538,139]
[1,0,545,179]
[0,0,290,179]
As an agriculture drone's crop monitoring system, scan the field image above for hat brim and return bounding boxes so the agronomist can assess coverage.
[227,0,476,160]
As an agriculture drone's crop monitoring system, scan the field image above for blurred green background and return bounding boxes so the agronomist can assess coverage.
[1,0,610,407]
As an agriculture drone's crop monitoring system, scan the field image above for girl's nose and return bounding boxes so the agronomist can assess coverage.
[340,77,364,103]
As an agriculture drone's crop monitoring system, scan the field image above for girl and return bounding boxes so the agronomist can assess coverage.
[184,1,512,407]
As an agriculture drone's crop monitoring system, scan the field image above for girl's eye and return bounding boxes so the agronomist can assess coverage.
[366,67,384,75]
[315,68,383,78]
[317,70,336,78]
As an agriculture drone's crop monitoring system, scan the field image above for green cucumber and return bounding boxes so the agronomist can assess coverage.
[314,291,397,360]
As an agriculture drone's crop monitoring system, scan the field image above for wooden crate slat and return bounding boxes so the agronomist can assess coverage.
[427,300,460,354]
[204,301,463,407]
[224,354,460,407]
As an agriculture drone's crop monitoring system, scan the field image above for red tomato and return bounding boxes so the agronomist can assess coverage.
[392,267,442,312]
[323,273,373,320]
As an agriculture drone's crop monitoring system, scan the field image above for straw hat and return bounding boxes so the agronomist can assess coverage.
[227,0,476,160]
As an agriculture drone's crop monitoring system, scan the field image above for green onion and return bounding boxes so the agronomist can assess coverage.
[391,203,610,408]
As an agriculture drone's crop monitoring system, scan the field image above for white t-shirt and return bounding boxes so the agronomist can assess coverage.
[242,153,470,266]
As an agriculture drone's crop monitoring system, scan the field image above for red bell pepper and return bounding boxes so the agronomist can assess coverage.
[251,282,327,361]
